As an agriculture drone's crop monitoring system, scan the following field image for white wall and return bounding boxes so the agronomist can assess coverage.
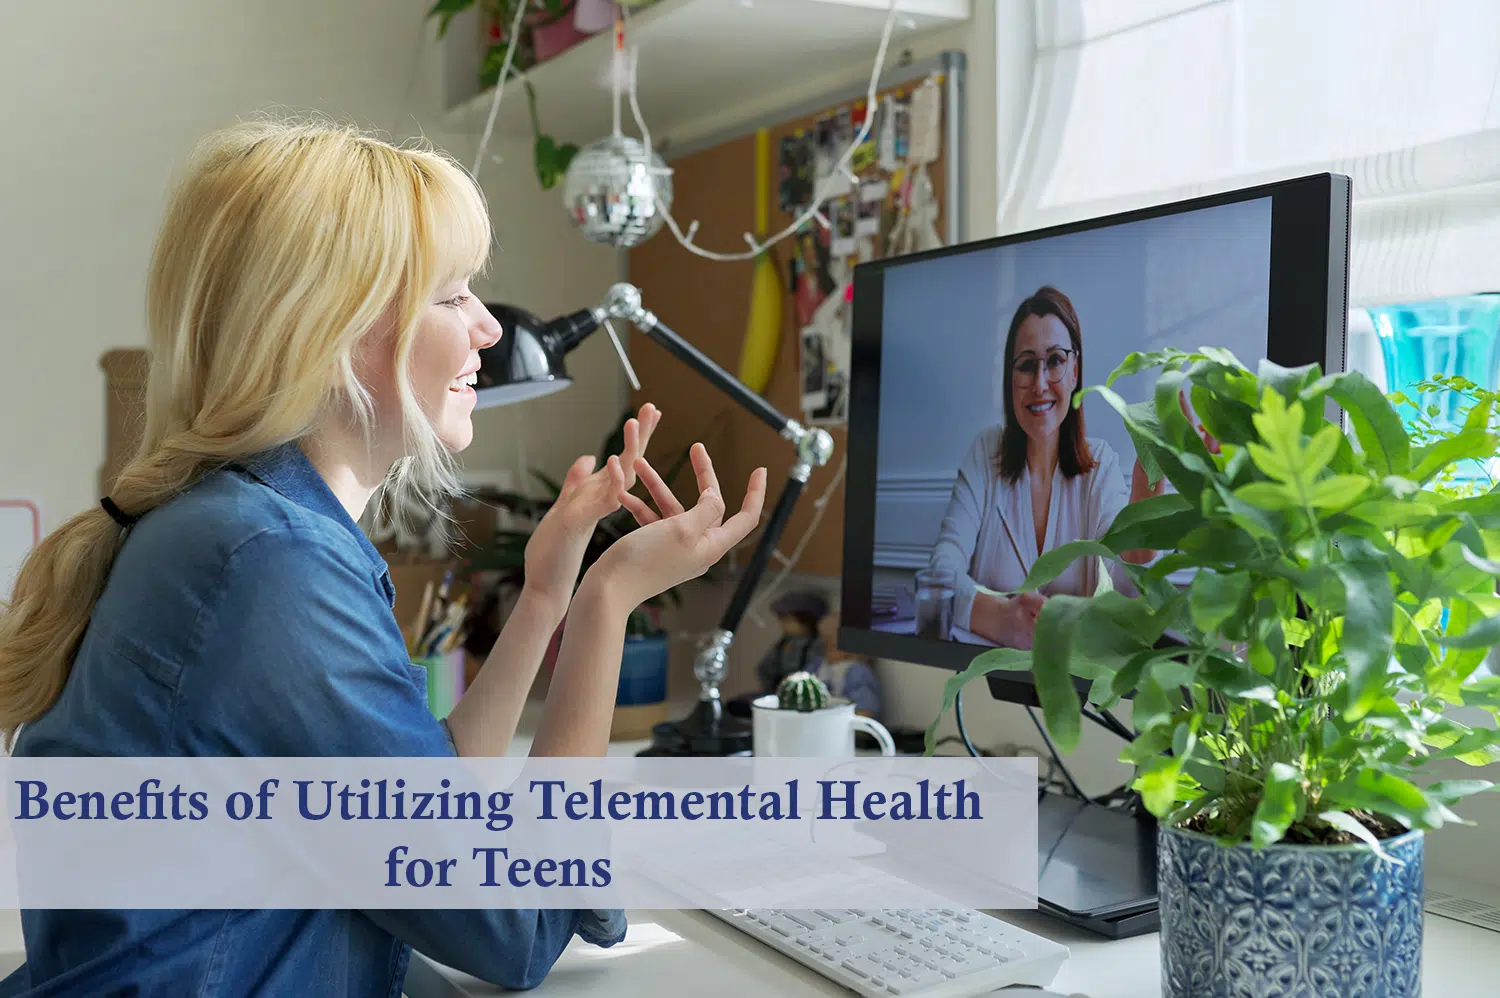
[0,0,623,535]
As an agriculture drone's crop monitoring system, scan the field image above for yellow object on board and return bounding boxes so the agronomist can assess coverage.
[738,127,781,394]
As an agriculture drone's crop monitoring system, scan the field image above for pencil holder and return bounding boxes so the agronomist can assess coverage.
[617,632,668,706]
[412,648,466,720]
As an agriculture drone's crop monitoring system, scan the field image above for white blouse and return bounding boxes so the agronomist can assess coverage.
[930,426,1133,632]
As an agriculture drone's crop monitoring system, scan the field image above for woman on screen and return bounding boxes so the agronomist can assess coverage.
[0,118,765,997]
[928,286,1149,648]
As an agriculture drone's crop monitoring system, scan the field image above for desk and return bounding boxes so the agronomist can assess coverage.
[871,618,997,648]
[1,905,1494,998]
[407,907,1500,998]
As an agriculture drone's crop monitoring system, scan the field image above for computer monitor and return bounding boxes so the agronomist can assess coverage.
[839,173,1351,699]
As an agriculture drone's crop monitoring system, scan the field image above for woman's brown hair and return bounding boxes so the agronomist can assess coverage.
[994,285,1095,483]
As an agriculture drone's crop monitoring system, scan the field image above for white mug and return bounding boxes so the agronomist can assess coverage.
[751,695,896,757]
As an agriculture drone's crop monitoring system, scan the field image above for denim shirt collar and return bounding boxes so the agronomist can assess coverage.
[236,442,393,600]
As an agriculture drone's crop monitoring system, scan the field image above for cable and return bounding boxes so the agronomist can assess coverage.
[1083,704,1136,742]
[621,0,906,262]
[954,688,980,758]
[741,456,848,629]
[1025,704,1087,801]
[469,0,530,179]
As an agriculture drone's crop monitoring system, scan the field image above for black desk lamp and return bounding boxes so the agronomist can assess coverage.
[474,282,836,756]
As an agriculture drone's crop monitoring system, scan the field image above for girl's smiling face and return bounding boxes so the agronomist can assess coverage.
[407,278,502,453]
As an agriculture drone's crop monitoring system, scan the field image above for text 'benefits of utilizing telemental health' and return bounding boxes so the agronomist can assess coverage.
[3,756,1040,910]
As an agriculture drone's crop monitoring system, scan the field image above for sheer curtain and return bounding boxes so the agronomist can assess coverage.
[1003,0,1500,306]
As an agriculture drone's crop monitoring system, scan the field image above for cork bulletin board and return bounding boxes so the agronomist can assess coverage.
[625,53,964,580]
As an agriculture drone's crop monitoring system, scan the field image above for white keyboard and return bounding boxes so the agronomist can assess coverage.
[709,907,1069,998]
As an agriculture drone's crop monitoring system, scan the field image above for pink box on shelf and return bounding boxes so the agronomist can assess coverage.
[531,13,589,63]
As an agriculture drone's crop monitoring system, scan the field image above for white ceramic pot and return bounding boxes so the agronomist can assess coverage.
[751,695,896,757]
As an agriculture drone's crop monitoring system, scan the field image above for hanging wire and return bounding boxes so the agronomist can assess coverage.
[470,0,531,178]
[620,0,906,261]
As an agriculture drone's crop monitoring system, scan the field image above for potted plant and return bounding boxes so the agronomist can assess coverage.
[426,0,583,190]
[926,348,1500,997]
[462,409,696,704]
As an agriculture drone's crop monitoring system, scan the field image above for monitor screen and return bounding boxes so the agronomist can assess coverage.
[839,174,1350,683]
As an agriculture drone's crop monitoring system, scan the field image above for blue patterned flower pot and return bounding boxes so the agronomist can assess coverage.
[1159,824,1424,998]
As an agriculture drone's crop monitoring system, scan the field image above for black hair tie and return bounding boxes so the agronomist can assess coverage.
[100,497,139,528]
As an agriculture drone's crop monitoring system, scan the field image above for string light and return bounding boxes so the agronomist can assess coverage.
[469,0,530,179]
[620,0,906,262]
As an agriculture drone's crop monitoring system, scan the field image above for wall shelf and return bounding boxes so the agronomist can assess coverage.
[442,0,970,150]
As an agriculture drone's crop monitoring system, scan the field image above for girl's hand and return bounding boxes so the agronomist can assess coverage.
[591,443,767,610]
[523,403,662,614]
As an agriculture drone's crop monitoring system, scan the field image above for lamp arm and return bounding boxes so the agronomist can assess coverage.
[599,282,806,442]
[591,281,837,741]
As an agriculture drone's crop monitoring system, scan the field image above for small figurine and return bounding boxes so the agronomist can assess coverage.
[818,609,883,722]
[725,590,829,718]
[755,590,829,692]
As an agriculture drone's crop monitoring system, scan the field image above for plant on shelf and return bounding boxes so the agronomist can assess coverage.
[427,0,661,190]
[926,347,1500,997]
[427,0,576,190]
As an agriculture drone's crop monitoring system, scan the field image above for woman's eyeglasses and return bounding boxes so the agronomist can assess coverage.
[1012,347,1075,386]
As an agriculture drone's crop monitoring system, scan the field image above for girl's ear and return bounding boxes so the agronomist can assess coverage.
[352,303,401,386]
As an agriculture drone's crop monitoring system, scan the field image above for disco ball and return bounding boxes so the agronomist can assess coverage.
[561,134,673,248]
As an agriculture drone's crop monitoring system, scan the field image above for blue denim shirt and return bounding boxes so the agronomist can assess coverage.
[0,442,625,997]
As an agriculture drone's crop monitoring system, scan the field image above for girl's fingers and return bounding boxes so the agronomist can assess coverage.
[690,443,721,500]
[619,490,659,526]
[711,467,767,547]
[635,456,685,518]
[562,454,596,493]
[619,420,640,488]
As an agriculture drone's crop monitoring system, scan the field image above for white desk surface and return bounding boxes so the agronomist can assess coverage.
[406,906,1500,998]
[0,903,1494,998]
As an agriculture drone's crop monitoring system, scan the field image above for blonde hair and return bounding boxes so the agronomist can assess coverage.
[0,115,492,746]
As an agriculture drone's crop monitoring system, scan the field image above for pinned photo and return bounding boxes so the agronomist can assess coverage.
[831,197,857,256]
[813,113,839,176]
[800,327,828,414]
[857,182,886,237]
[778,132,814,215]
[790,224,836,329]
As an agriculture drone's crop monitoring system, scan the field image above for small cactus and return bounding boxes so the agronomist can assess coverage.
[777,671,830,712]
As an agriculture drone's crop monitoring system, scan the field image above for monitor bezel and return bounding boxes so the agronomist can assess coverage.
[838,172,1352,695]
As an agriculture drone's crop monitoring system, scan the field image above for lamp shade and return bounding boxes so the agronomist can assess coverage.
[474,302,574,409]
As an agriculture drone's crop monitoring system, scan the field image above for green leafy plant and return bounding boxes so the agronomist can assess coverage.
[1389,374,1500,498]
[427,0,581,190]
[461,409,696,636]
[927,348,1500,851]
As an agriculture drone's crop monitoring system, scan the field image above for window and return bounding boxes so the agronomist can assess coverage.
[1006,0,1500,306]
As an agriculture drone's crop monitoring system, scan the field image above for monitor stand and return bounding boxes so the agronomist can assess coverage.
[983,672,1160,939]
[1035,790,1159,938]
